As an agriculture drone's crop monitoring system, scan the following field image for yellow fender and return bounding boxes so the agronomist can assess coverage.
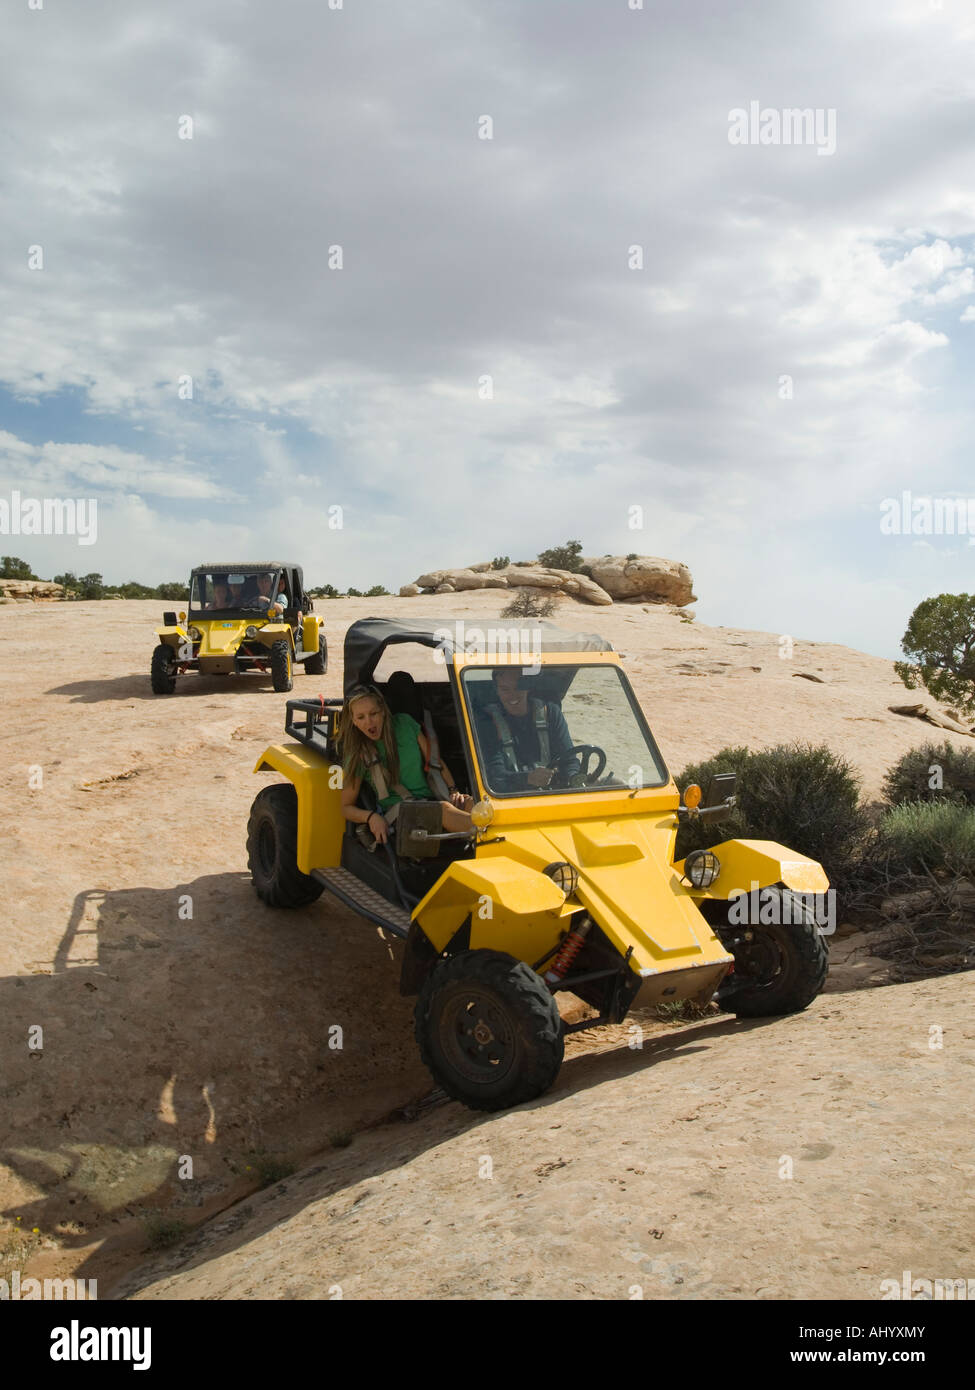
[677,838,829,899]
[302,613,324,651]
[413,858,571,959]
[253,744,344,874]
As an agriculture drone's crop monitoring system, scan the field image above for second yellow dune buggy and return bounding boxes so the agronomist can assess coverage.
[246,617,830,1110]
[151,562,327,695]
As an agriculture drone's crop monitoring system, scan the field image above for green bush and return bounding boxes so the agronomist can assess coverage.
[491,556,510,570]
[878,800,975,876]
[365,584,389,597]
[156,582,190,601]
[674,742,870,884]
[537,540,584,573]
[346,587,362,597]
[881,741,975,808]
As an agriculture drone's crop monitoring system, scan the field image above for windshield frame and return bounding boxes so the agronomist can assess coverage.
[188,567,285,616]
[459,660,671,799]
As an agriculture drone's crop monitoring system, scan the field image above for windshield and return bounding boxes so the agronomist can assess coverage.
[188,569,286,614]
[461,663,669,796]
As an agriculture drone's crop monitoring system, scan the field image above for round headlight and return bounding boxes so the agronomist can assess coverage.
[245,625,258,638]
[683,849,720,889]
[543,861,579,895]
[188,626,202,641]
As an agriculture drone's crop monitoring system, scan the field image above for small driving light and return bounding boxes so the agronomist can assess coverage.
[683,783,702,810]
[470,799,495,829]
[178,611,187,623]
[683,849,720,888]
[245,625,258,638]
[543,861,579,895]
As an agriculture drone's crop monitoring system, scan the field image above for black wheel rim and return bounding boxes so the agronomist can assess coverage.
[439,989,517,1086]
[257,819,277,877]
[735,930,785,985]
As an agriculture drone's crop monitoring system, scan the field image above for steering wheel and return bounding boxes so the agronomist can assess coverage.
[547,744,607,784]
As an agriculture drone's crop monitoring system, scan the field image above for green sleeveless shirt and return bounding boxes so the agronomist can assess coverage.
[363,713,432,811]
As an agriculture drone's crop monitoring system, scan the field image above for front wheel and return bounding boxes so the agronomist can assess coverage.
[150,643,177,694]
[414,949,564,1111]
[715,888,828,1016]
[304,633,327,676]
[247,783,324,908]
[270,639,293,692]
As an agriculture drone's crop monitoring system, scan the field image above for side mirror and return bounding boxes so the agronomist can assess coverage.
[395,801,443,858]
[699,772,737,823]
[163,611,177,626]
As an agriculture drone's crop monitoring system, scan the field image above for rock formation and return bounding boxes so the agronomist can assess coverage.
[400,556,695,607]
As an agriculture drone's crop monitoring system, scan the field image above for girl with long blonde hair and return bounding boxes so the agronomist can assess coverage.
[337,684,473,846]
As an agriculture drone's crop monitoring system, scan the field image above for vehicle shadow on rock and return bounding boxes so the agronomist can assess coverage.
[46,675,277,703]
[0,873,429,1286]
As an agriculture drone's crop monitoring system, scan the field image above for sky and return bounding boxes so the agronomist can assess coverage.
[1,0,974,659]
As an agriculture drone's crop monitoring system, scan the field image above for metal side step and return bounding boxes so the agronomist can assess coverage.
[312,867,413,939]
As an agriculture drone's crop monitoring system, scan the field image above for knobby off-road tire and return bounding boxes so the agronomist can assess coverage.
[304,633,327,676]
[270,639,293,692]
[247,783,324,908]
[415,949,564,1111]
[150,642,177,694]
[716,887,828,1017]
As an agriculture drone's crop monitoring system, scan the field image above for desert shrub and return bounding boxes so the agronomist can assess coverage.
[156,582,190,601]
[536,540,584,572]
[881,741,975,808]
[877,800,975,876]
[110,581,156,599]
[626,552,639,560]
[491,555,510,570]
[674,742,870,886]
[346,587,362,597]
[365,584,389,596]
[143,1215,187,1251]
[248,1153,295,1187]
[500,587,561,619]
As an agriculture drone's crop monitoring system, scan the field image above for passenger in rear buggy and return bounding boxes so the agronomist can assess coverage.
[336,684,473,847]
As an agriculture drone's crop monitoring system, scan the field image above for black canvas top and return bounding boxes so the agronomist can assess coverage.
[343,616,614,693]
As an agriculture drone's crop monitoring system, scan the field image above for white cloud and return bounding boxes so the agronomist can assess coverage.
[2,0,975,652]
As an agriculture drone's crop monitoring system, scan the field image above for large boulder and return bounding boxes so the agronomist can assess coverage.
[583,556,696,606]
[0,578,66,601]
[405,556,691,607]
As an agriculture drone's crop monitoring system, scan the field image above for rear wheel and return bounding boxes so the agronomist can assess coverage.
[415,949,564,1111]
[715,888,828,1016]
[150,643,177,694]
[270,639,293,692]
[247,783,324,908]
[304,633,327,676]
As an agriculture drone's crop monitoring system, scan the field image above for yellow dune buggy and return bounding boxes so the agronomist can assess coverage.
[247,618,830,1110]
[151,562,327,694]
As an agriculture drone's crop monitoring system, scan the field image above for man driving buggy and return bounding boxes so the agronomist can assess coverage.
[476,667,583,792]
